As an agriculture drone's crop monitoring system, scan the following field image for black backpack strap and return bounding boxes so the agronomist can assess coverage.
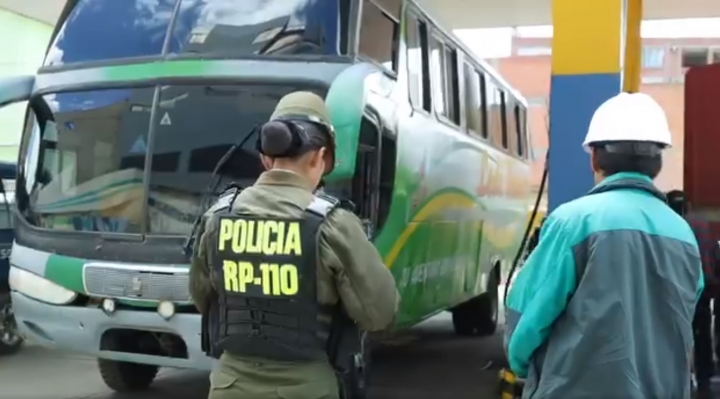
[207,185,242,215]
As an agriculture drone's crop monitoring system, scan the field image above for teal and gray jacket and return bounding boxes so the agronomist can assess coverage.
[505,172,703,399]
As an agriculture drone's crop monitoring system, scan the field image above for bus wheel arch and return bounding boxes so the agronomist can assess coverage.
[97,330,161,392]
[451,260,500,337]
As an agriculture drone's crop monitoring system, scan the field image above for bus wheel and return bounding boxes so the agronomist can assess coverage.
[97,330,162,392]
[0,294,24,356]
[98,358,159,392]
[452,271,499,336]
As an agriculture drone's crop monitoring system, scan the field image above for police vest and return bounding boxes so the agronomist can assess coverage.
[206,192,341,361]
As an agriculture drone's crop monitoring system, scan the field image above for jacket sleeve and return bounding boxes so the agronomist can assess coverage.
[697,273,705,304]
[504,214,578,378]
[319,209,400,331]
[189,216,216,312]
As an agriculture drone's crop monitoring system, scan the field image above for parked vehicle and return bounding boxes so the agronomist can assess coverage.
[0,161,22,355]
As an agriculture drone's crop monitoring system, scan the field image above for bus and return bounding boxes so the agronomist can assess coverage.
[1,0,532,392]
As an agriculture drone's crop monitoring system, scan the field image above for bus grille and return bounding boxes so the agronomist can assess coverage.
[83,264,191,303]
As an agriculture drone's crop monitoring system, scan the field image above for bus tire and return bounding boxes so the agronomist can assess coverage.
[98,358,159,392]
[0,294,23,356]
[452,270,499,336]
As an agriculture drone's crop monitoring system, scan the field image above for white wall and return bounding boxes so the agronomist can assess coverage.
[0,8,53,162]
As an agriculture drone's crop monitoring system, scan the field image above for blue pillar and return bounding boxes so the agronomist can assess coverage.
[548,0,642,211]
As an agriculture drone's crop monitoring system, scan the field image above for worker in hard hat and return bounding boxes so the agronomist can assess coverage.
[504,92,703,399]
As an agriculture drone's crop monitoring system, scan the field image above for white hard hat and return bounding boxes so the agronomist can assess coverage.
[582,92,672,152]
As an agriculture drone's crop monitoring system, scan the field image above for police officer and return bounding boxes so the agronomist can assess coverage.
[504,92,703,399]
[189,91,399,399]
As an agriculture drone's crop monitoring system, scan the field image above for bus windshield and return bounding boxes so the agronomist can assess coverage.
[45,0,347,67]
[19,84,323,235]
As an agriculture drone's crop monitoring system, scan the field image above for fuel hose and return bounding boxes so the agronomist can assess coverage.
[503,119,550,303]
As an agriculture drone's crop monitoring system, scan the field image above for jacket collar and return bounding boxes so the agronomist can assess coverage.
[255,169,316,192]
[588,172,666,202]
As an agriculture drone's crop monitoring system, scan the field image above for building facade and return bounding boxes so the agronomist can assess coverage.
[495,35,720,192]
[0,8,53,162]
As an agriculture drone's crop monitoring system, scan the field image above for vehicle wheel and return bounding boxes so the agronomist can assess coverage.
[340,333,372,399]
[0,294,24,356]
[98,358,159,392]
[452,270,499,336]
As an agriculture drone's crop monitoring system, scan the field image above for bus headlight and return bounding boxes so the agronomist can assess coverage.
[9,266,77,305]
[102,298,116,315]
[157,301,175,320]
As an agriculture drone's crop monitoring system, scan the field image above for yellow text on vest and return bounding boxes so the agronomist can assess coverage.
[217,218,303,296]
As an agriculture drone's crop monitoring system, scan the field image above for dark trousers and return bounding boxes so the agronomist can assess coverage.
[694,293,714,385]
[715,294,720,366]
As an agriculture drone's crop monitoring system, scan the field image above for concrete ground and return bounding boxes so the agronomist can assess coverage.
[0,312,508,399]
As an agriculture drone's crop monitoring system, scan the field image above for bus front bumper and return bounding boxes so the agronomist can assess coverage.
[11,292,215,370]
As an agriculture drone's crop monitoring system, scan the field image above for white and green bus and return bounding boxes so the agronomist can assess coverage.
[0,0,532,392]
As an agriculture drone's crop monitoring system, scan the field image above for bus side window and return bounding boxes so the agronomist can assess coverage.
[463,61,482,136]
[359,0,400,71]
[514,104,525,158]
[429,36,446,119]
[499,90,508,149]
[485,79,502,148]
[477,70,489,138]
[506,96,519,155]
[443,44,460,125]
[406,14,431,112]
[519,105,529,159]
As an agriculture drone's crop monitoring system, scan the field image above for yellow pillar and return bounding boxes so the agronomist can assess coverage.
[548,0,643,210]
[623,0,643,93]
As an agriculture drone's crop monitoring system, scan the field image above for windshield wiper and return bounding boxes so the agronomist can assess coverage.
[257,19,292,55]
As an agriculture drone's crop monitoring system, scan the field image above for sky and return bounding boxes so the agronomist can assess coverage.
[455,18,720,58]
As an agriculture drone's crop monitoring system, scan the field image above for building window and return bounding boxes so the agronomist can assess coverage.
[713,49,720,64]
[516,46,551,56]
[641,75,665,84]
[526,97,546,107]
[681,48,709,68]
[641,46,665,69]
